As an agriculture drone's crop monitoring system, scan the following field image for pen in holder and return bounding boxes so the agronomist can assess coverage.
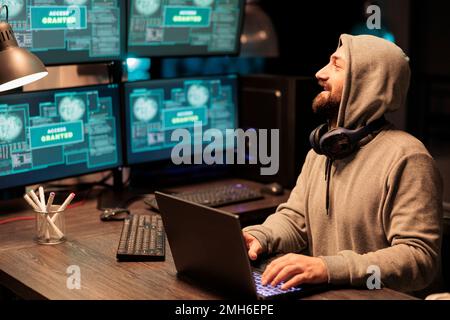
[24,189,75,245]
[35,205,66,245]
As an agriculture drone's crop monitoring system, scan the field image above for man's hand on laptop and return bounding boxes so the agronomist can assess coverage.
[261,254,328,290]
[243,232,263,260]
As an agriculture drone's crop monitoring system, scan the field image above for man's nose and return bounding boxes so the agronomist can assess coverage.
[315,66,329,81]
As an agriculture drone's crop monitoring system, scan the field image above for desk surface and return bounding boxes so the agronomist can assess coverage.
[0,178,416,300]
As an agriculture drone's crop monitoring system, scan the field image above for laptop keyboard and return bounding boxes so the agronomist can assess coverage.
[252,271,303,298]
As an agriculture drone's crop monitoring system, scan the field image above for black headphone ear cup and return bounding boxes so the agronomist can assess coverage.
[320,129,355,159]
[309,124,328,155]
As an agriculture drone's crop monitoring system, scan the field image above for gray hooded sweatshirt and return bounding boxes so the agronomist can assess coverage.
[244,34,443,295]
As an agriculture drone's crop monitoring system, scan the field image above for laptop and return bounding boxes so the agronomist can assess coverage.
[155,191,325,300]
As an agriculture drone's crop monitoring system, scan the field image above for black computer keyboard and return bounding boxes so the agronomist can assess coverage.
[116,214,165,262]
[144,183,264,211]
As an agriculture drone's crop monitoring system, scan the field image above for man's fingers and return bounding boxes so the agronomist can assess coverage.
[242,232,252,243]
[260,254,325,290]
[262,260,280,285]
[248,242,261,260]
[271,264,302,287]
[243,232,256,247]
[262,254,296,285]
[281,274,307,290]
[243,232,262,260]
[262,260,289,286]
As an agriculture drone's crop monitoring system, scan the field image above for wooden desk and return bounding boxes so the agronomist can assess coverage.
[0,179,416,300]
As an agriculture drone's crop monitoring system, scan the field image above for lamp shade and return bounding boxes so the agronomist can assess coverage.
[240,1,279,58]
[0,20,48,92]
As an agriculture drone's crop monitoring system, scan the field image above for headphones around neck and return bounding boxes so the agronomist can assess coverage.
[309,117,387,160]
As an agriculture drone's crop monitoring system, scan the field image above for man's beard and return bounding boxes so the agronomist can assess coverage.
[312,91,340,119]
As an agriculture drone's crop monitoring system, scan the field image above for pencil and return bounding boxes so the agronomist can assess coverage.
[46,192,55,212]
[23,194,40,211]
[58,193,75,212]
[38,186,46,211]
[29,189,46,212]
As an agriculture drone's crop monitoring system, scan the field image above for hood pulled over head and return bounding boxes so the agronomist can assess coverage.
[337,34,411,129]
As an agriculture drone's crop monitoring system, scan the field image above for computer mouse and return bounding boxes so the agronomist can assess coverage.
[260,182,284,196]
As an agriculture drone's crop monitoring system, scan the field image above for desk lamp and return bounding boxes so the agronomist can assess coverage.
[240,0,279,57]
[0,4,47,92]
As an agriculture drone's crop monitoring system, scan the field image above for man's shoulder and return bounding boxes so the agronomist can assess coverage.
[377,129,431,158]
[304,148,325,165]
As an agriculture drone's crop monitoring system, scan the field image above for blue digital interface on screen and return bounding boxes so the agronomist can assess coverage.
[6,0,124,65]
[0,84,122,190]
[124,75,238,164]
[127,0,244,57]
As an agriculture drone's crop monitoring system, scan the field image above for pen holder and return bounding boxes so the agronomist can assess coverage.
[34,205,66,245]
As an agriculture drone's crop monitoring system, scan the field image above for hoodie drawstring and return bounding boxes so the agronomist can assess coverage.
[325,158,333,215]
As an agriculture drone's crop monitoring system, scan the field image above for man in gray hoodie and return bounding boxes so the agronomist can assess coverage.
[243,34,443,296]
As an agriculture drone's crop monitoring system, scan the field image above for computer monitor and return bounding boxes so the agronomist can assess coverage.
[0,84,123,191]
[6,0,125,65]
[124,74,239,165]
[127,0,245,57]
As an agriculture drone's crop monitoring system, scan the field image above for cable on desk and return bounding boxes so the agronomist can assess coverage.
[0,216,35,225]
[48,178,96,210]
[68,198,87,209]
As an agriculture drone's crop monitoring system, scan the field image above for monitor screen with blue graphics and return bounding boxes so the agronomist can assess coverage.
[5,0,125,65]
[127,0,244,57]
[124,75,238,165]
[0,84,122,190]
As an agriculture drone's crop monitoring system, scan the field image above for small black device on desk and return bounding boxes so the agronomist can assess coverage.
[116,214,165,262]
[144,183,264,211]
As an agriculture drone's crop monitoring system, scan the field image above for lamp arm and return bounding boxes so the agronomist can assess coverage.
[0,5,8,22]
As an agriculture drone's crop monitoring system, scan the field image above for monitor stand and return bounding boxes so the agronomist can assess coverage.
[97,188,148,210]
[96,167,159,210]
